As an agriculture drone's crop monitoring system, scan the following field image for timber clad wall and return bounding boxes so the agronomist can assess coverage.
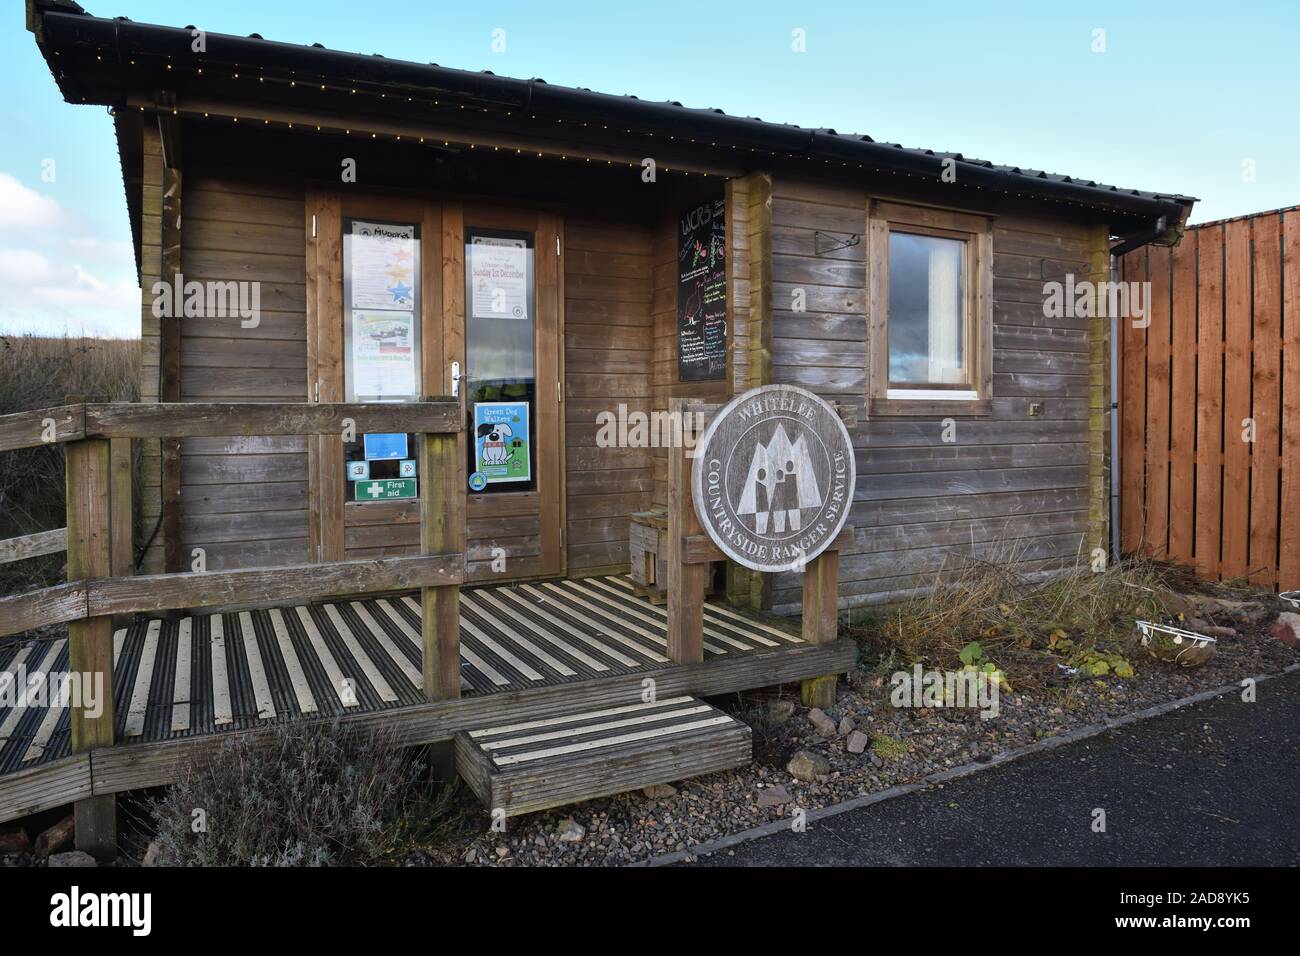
[178,169,309,570]
[148,115,1112,607]
[137,124,163,572]
[767,178,1095,613]
[1119,208,1300,590]
[564,219,656,573]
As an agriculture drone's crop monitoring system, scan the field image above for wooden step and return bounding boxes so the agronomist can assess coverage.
[454,696,752,817]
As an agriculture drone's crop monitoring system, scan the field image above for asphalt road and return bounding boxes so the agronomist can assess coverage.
[692,670,1300,866]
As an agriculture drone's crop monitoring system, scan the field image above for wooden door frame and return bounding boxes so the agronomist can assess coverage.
[457,202,566,580]
[306,191,566,579]
[306,189,443,563]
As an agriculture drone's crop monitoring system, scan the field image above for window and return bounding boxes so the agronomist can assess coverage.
[464,227,537,493]
[867,201,992,416]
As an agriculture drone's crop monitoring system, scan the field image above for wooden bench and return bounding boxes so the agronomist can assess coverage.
[454,695,752,817]
[628,508,669,603]
[629,508,714,605]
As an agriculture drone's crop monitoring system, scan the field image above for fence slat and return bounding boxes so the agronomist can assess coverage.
[1145,245,1172,558]
[1120,251,1148,553]
[0,528,67,566]
[1125,211,1297,590]
[1194,226,1224,580]
[1249,214,1282,587]
[1221,219,1253,579]
[1168,233,1198,564]
[1280,211,1300,590]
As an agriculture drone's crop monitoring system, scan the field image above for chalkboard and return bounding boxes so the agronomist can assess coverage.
[677,198,727,381]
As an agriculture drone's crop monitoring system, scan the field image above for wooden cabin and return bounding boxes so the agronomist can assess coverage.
[29,0,1196,612]
[8,0,1195,853]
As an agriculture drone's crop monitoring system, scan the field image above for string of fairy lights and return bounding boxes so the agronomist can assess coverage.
[66,46,1148,212]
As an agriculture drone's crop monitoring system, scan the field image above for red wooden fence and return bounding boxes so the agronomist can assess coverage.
[1119,205,1300,590]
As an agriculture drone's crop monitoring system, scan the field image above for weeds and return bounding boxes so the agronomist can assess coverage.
[847,541,1170,687]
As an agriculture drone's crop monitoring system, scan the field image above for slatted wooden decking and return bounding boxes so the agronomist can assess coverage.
[0,576,806,778]
[455,695,753,816]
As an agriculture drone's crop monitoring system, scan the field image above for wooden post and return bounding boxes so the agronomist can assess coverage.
[108,437,134,630]
[800,546,840,709]
[66,437,117,858]
[667,399,706,663]
[420,428,462,701]
[160,162,184,574]
[109,437,133,576]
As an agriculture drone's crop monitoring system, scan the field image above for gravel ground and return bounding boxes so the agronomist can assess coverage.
[404,589,1300,867]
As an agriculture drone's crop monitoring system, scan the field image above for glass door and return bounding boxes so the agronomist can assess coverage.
[458,206,563,581]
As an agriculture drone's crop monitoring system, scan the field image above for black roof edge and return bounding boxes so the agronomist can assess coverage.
[31,3,1196,238]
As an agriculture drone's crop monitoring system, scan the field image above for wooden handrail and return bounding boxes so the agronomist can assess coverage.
[0,400,461,452]
[0,528,67,566]
[0,404,85,451]
[0,552,465,639]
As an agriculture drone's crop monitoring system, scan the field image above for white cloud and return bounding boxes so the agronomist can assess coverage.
[0,249,139,337]
[0,173,66,230]
[0,174,140,339]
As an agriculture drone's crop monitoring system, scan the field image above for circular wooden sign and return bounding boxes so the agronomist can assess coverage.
[692,385,855,573]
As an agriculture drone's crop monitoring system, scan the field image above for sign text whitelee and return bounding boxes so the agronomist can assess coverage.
[692,385,855,573]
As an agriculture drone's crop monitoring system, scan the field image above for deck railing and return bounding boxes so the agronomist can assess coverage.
[0,394,854,850]
[0,400,465,823]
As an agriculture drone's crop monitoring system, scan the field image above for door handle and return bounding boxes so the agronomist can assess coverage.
[451,361,461,399]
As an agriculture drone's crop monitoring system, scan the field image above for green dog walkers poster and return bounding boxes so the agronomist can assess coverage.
[471,401,530,489]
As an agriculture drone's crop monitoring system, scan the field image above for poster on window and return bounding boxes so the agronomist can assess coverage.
[350,310,417,399]
[350,221,417,310]
[469,236,528,320]
[470,401,530,489]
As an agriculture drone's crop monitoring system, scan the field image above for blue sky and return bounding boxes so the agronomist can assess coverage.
[2,0,1295,337]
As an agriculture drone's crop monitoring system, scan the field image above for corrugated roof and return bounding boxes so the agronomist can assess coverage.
[29,0,1196,234]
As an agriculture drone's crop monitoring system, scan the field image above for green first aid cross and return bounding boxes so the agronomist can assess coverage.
[354,478,417,501]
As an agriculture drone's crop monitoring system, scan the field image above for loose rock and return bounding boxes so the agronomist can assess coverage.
[767,699,796,724]
[0,828,30,856]
[1269,612,1300,648]
[756,784,791,808]
[34,816,74,857]
[47,850,97,868]
[807,708,837,737]
[642,783,677,799]
[556,819,586,843]
[787,750,830,782]
[846,730,870,754]
[837,716,855,736]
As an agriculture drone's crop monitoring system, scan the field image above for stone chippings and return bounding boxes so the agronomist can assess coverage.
[399,606,1297,868]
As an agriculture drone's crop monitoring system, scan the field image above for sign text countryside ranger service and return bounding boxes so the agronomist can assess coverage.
[692,385,855,573]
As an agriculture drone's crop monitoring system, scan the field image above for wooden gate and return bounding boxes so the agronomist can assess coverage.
[1118,205,1300,589]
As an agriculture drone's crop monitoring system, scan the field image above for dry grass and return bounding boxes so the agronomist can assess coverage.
[0,334,139,590]
[848,539,1172,685]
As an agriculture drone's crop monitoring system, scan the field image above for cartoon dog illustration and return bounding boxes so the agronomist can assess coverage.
[477,422,514,465]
